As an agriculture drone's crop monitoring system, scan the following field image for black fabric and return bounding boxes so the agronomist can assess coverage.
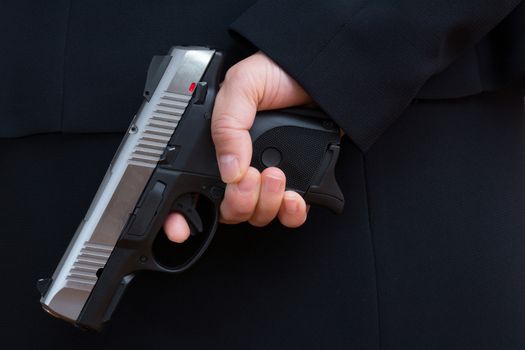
[1,1,525,349]
[231,0,525,150]
[365,81,525,349]
[0,1,70,136]
[0,0,258,138]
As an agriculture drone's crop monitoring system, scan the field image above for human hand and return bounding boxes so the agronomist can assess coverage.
[164,52,313,243]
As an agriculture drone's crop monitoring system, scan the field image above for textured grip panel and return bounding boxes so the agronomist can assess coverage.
[251,126,336,192]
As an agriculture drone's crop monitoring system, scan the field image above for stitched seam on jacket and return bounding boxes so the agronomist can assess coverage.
[362,154,383,350]
[59,0,73,131]
[296,1,368,81]
[473,44,486,92]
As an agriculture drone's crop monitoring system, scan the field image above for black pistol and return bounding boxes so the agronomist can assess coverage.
[38,46,344,331]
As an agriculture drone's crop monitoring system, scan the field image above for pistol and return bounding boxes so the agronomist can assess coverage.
[38,46,344,331]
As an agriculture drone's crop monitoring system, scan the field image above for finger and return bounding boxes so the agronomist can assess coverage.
[220,167,261,224]
[278,191,308,228]
[163,212,191,243]
[211,65,258,184]
[211,52,314,184]
[249,167,286,227]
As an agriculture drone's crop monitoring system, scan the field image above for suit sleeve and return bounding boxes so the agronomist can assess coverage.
[231,0,523,151]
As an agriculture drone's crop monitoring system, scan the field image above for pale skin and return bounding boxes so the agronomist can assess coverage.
[163,52,313,243]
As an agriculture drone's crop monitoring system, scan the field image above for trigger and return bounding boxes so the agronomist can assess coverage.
[172,194,204,235]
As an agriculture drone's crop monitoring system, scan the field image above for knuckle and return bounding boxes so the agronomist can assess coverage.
[211,121,242,145]
[211,113,233,131]
[221,198,254,222]
[220,207,240,223]
[231,204,254,218]
[249,205,278,227]
[224,64,244,83]
[223,62,259,99]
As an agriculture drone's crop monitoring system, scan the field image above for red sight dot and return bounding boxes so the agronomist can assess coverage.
[188,82,196,93]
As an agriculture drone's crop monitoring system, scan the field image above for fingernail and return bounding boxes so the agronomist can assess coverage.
[284,194,298,214]
[218,154,240,183]
[264,174,283,193]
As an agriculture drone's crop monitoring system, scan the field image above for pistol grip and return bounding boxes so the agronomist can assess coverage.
[250,109,344,214]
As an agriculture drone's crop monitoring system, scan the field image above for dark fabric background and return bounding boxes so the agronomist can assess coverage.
[0,0,258,137]
[1,1,525,349]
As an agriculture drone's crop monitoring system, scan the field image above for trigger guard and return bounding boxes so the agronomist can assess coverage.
[153,189,220,274]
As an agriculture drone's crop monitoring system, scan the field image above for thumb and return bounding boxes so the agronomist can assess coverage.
[211,52,313,184]
[211,63,258,183]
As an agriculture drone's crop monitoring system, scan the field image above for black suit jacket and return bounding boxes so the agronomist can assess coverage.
[231,0,525,150]
[1,1,524,349]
